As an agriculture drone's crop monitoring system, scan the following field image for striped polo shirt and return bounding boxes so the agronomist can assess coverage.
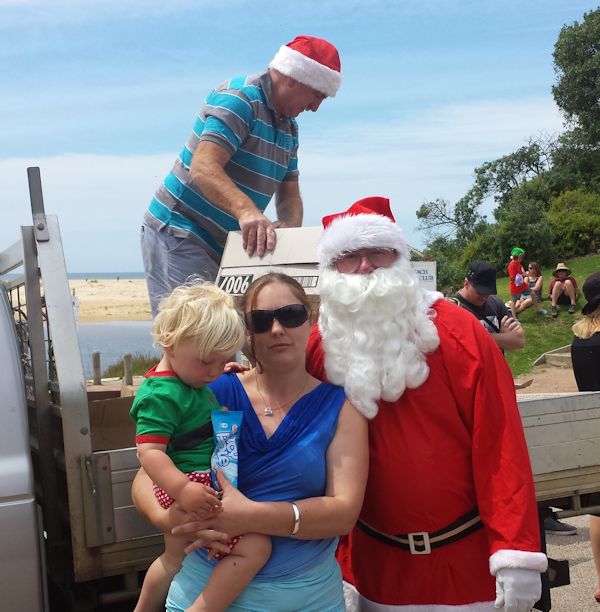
[144,71,300,262]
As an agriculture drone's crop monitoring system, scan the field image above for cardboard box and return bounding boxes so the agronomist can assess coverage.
[216,227,436,295]
[88,396,136,451]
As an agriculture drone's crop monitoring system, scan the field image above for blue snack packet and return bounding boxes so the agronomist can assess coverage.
[211,410,243,490]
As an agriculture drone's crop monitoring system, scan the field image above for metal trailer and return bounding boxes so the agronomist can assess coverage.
[0,168,161,610]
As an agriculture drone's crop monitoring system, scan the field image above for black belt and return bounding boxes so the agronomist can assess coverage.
[357,507,482,555]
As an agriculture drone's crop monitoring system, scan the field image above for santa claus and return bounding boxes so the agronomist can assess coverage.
[306,196,547,611]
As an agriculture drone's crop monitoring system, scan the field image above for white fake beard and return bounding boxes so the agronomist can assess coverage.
[318,259,440,418]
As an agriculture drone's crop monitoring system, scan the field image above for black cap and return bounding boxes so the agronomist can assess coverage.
[466,260,497,295]
[582,271,600,315]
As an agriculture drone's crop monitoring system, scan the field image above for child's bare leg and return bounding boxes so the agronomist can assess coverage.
[187,533,271,612]
[134,534,186,612]
[510,299,518,319]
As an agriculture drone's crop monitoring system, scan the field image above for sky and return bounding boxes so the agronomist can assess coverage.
[1,0,597,272]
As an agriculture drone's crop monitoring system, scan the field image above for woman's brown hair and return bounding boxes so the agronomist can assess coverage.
[239,273,311,370]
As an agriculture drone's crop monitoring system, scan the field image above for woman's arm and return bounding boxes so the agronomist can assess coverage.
[174,400,369,544]
[131,468,231,554]
[533,275,543,294]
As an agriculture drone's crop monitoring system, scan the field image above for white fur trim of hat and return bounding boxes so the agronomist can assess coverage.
[318,213,410,268]
[269,43,341,98]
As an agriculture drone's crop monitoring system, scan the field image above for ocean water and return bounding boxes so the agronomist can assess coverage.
[77,320,161,378]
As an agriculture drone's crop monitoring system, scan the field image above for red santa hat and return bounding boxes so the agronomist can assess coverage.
[318,196,410,268]
[269,35,341,98]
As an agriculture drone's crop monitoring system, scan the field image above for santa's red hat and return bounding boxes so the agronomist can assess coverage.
[318,196,410,268]
[269,35,341,98]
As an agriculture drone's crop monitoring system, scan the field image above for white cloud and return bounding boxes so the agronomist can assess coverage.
[0,96,565,272]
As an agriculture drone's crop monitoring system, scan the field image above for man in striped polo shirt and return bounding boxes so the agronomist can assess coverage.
[141,35,341,315]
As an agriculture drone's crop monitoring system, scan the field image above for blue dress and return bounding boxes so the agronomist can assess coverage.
[166,373,347,611]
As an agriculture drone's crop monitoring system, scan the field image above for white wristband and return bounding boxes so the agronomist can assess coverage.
[290,501,301,536]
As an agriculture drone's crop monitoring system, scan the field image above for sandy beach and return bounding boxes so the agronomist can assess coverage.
[70,278,151,322]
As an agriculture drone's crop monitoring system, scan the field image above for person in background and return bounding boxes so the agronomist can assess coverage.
[453,260,525,352]
[140,35,341,316]
[571,271,600,603]
[549,262,579,318]
[130,282,271,612]
[132,274,368,612]
[507,247,531,320]
[307,197,546,611]
[513,261,548,316]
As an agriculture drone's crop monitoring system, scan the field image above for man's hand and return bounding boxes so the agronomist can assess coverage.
[238,208,276,257]
[493,315,525,352]
[494,567,541,611]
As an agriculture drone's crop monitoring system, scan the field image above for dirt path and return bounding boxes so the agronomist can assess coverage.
[514,364,579,395]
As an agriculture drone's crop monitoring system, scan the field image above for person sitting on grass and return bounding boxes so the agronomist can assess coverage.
[548,262,579,318]
[511,261,547,316]
[130,281,271,612]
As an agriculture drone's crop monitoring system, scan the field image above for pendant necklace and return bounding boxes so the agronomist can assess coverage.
[255,370,309,417]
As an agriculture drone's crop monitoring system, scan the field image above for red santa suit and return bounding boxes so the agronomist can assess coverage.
[307,299,546,610]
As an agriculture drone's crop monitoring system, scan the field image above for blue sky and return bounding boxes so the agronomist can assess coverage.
[1,0,597,272]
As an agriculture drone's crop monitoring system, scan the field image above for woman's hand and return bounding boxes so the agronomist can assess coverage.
[172,472,257,541]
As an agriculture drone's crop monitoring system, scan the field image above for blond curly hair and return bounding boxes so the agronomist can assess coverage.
[152,281,245,358]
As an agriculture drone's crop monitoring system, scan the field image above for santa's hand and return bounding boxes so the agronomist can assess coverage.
[494,568,541,611]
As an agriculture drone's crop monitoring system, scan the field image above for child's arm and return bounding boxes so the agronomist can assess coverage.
[137,442,220,515]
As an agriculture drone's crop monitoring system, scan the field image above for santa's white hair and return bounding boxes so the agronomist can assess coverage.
[318,257,440,418]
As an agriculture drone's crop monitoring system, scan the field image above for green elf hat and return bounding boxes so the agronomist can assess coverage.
[511,247,525,256]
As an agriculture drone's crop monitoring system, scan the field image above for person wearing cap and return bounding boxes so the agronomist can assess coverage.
[305,197,546,611]
[548,262,579,318]
[571,271,600,604]
[141,35,341,315]
[453,260,525,352]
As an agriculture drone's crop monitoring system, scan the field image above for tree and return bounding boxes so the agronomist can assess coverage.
[547,189,600,257]
[552,9,600,143]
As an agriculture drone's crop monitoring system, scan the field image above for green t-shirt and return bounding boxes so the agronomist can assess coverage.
[130,369,220,473]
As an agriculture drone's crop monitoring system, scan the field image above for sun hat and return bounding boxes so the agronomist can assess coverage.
[269,35,341,97]
[581,271,600,315]
[552,262,571,278]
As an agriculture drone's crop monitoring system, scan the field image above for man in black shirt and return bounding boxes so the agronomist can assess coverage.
[453,260,525,352]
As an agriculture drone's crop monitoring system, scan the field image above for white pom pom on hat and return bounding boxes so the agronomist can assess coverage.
[269,35,341,98]
[318,196,410,268]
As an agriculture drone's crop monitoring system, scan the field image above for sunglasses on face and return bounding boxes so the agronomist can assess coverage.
[245,304,310,334]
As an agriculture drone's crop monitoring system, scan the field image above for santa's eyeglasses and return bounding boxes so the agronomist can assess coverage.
[333,248,398,273]
[245,304,310,334]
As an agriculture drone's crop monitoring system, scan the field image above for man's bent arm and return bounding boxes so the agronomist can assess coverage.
[274,180,303,228]
[189,140,275,256]
[492,316,525,352]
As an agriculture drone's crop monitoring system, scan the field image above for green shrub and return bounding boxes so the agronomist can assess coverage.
[102,352,158,378]
[548,190,600,257]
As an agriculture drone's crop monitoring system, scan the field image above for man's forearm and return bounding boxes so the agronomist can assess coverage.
[493,331,525,352]
[275,181,303,227]
[190,158,257,220]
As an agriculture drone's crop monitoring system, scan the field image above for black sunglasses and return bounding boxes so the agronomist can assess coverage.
[245,304,310,334]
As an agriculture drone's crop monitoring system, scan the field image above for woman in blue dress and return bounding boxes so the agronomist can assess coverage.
[133,273,368,611]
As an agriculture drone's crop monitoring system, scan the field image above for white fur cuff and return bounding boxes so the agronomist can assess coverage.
[489,549,548,575]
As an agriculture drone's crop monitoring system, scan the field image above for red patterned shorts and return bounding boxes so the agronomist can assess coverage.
[153,471,240,556]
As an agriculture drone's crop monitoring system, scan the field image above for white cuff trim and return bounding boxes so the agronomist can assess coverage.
[489,549,548,575]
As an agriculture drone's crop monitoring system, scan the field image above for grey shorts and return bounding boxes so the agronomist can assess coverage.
[140,222,219,316]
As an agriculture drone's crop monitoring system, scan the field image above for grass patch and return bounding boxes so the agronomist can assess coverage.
[499,254,600,377]
[102,352,158,378]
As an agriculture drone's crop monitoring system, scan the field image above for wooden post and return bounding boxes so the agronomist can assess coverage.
[92,352,101,385]
[124,353,133,386]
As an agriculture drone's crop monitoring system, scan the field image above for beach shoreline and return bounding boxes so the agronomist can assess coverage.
[70,278,151,323]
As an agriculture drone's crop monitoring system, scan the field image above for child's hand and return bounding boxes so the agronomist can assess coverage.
[179,481,221,515]
[224,361,249,374]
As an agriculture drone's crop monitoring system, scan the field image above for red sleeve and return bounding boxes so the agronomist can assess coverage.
[305,324,328,381]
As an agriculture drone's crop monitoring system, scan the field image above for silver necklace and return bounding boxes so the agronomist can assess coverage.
[255,370,309,417]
